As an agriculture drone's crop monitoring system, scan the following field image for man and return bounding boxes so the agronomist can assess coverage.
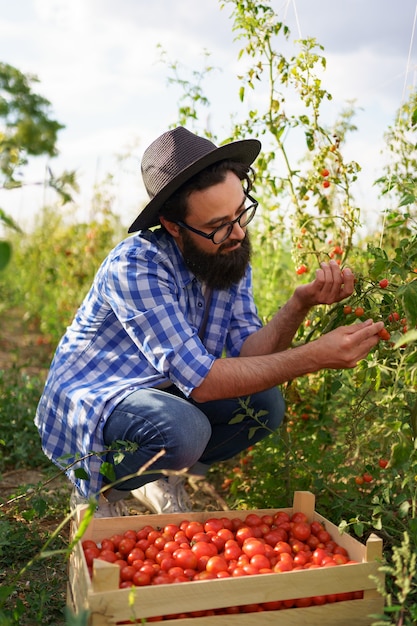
[35,127,384,517]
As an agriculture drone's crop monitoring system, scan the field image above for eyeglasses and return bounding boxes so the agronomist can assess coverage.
[175,193,258,245]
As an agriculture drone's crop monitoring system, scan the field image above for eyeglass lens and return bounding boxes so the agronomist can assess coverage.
[212,203,257,243]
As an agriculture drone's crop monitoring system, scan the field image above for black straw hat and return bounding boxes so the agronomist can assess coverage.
[128,126,261,233]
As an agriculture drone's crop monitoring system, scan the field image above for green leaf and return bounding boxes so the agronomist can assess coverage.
[369,257,390,279]
[331,379,343,394]
[397,280,417,327]
[0,586,15,603]
[398,500,410,518]
[399,193,416,207]
[0,241,11,270]
[99,462,116,481]
[74,468,89,480]
[228,413,245,424]
[390,440,412,469]
[0,208,22,232]
[305,131,314,151]
[393,329,417,349]
[248,426,261,440]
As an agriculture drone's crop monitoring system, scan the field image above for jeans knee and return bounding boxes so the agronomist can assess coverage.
[250,387,285,431]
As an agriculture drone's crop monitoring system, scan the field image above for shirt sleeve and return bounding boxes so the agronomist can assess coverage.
[224,265,263,357]
[102,243,215,397]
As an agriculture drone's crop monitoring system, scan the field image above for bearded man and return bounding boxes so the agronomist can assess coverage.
[35,127,384,516]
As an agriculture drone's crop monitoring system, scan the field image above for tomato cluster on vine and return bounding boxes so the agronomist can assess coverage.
[82,510,365,620]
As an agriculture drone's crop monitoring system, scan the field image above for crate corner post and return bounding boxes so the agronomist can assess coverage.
[292,490,315,520]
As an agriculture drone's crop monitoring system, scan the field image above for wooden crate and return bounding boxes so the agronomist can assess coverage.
[67,491,385,625]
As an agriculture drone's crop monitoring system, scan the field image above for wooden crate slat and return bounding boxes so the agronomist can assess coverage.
[156,598,384,626]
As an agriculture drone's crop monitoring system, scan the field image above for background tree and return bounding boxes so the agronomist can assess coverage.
[0,62,77,269]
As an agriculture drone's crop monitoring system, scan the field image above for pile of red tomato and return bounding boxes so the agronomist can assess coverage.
[82,510,364,620]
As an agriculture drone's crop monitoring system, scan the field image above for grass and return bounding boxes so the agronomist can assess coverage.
[0,360,71,626]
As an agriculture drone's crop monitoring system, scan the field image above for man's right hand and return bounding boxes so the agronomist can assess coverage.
[311,319,385,370]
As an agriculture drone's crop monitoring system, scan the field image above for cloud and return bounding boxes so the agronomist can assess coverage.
[0,0,416,230]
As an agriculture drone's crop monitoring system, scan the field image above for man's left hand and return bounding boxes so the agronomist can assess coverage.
[294,260,355,308]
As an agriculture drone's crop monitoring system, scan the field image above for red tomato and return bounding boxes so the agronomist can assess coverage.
[83,547,100,567]
[312,595,327,605]
[224,541,242,561]
[174,531,188,544]
[274,541,292,555]
[120,581,134,588]
[293,551,309,566]
[82,540,98,551]
[274,512,291,525]
[210,534,226,552]
[230,567,247,577]
[120,565,136,582]
[123,530,138,541]
[312,548,327,566]
[264,528,287,546]
[152,572,171,585]
[292,522,311,541]
[306,534,320,550]
[163,540,180,554]
[217,528,234,542]
[235,526,255,544]
[336,592,354,601]
[147,530,161,544]
[136,525,154,540]
[191,541,217,559]
[173,548,198,570]
[193,571,216,580]
[316,529,331,544]
[127,547,145,564]
[242,564,260,576]
[164,524,180,537]
[262,600,282,610]
[245,513,262,527]
[139,563,157,577]
[291,512,308,524]
[145,545,159,561]
[185,521,205,540]
[204,518,224,534]
[98,550,118,563]
[310,521,323,536]
[205,556,228,574]
[192,531,211,544]
[333,553,349,565]
[274,559,293,573]
[216,570,231,579]
[250,554,270,570]
[242,538,266,558]
[118,538,136,556]
[242,603,262,613]
[109,534,123,550]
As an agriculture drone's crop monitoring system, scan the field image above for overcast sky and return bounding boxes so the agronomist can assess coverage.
[0,0,416,232]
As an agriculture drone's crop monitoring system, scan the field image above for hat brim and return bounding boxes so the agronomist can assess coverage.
[128,138,261,233]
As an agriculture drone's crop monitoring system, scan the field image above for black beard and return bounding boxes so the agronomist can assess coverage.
[180,231,251,290]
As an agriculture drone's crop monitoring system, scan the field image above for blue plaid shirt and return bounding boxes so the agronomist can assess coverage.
[35,228,262,496]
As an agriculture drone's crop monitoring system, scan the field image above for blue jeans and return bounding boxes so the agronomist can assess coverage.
[103,385,285,491]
